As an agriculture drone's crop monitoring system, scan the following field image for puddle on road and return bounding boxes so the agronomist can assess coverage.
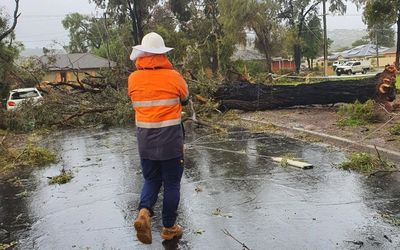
[1,127,400,249]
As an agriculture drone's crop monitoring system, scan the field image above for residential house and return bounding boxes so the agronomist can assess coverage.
[380,48,397,66]
[40,53,116,83]
[232,45,295,73]
[327,44,390,67]
[271,57,295,72]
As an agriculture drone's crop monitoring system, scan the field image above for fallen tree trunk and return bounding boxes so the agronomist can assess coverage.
[215,66,397,111]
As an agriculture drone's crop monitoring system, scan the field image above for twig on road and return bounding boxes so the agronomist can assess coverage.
[221,228,251,250]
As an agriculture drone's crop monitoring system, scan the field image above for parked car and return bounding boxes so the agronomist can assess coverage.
[6,88,43,111]
[335,61,371,76]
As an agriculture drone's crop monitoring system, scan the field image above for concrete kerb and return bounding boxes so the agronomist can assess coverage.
[241,117,400,163]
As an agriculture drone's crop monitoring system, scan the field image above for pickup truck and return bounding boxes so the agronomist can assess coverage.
[335,61,370,76]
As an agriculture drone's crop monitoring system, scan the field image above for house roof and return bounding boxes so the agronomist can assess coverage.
[40,53,116,71]
[330,44,390,59]
[231,46,265,61]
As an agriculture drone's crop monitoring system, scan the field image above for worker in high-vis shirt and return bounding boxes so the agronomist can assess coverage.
[128,32,189,244]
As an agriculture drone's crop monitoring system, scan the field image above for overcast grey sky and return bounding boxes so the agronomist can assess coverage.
[1,0,367,49]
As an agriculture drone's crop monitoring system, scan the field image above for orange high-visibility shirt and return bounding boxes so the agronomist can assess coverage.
[128,54,189,160]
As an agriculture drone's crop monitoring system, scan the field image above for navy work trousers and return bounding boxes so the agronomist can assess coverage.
[138,157,184,228]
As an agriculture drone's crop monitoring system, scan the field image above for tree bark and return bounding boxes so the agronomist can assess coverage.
[126,0,143,45]
[215,68,397,111]
[396,11,400,69]
[294,43,301,73]
[0,0,20,42]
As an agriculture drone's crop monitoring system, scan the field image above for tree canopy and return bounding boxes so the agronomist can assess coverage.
[362,0,400,67]
[0,0,22,98]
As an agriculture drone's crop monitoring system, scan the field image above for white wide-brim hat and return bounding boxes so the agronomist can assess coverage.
[130,32,173,61]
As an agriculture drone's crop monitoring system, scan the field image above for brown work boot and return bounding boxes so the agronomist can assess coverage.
[161,224,183,240]
[134,208,152,244]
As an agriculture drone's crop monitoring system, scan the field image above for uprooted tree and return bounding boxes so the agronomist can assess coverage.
[215,65,398,111]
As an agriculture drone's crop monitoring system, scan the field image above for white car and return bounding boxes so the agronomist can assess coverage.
[335,61,371,76]
[6,88,43,111]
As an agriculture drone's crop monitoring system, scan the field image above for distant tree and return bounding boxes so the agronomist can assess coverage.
[62,13,92,53]
[352,38,369,47]
[168,0,239,74]
[367,23,395,48]
[361,0,400,67]
[302,14,323,69]
[62,12,132,66]
[245,0,282,73]
[278,0,347,72]
[335,46,350,52]
[169,0,193,25]
[90,0,158,45]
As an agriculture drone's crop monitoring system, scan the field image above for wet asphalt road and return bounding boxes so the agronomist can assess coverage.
[1,127,400,249]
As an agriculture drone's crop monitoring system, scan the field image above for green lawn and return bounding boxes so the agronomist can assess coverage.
[397,74,400,90]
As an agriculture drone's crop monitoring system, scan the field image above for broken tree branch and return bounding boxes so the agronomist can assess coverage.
[182,99,213,127]
[47,82,101,93]
[52,107,115,126]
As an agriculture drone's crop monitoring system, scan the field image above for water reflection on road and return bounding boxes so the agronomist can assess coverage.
[1,127,399,249]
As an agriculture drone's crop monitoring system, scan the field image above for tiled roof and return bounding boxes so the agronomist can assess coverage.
[330,44,390,59]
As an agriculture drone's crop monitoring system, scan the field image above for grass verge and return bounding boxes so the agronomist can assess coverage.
[340,152,395,175]
[337,100,376,127]
[390,123,400,136]
[0,143,57,177]
[382,213,400,227]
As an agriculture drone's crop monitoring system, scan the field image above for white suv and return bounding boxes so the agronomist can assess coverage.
[335,61,371,76]
[6,88,43,111]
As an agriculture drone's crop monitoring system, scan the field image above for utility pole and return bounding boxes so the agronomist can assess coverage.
[375,29,379,68]
[322,0,328,77]
[103,12,111,69]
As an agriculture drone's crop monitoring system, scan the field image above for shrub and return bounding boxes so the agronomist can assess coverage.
[232,59,265,77]
[337,100,376,127]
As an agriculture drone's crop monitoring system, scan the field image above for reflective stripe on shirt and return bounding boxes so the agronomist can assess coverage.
[136,118,181,128]
[132,97,180,108]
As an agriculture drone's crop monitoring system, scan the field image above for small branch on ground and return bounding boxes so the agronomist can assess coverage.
[221,228,251,250]
[369,169,400,177]
[373,145,384,165]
